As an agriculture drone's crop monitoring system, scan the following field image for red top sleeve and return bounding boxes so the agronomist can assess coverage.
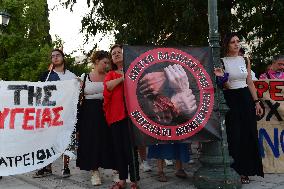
[103,71,127,125]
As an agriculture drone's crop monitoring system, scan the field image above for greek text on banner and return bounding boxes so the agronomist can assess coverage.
[0,80,80,176]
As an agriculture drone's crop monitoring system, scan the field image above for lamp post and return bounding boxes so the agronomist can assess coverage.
[193,0,241,189]
[0,11,10,26]
[0,10,10,62]
[0,11,10,34]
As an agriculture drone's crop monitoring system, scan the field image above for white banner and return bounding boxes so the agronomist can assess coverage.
[0,80,80,176]
[255,79,284,173]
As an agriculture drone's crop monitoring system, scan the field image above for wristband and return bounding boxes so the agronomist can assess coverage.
[216,72,229,88]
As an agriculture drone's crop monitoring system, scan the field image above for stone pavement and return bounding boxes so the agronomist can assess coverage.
[1,155,284,189]
[0,157,197,189]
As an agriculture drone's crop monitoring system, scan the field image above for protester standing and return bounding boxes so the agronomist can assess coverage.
[34,48,77,178]
[214,33,264,184]
[76,50,114,186]
[148,143,189,182]
[103,44,140,189]
[259,55,284,79]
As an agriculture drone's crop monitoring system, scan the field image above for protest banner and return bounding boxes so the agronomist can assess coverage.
[255,80,284,173]
[123,46,220,144]
[0,80,80,176]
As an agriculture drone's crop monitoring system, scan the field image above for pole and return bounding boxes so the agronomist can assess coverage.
[45,64,54,82]
[193,0,241,188]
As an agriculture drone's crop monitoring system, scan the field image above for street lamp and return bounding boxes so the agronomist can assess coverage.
[0,11,10,27]
[0,10,10,60]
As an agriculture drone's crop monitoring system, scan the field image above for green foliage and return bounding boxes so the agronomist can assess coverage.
[61,0,208,46]
[232,0,284,73]
[0,0,52,81]
[61,0,284,75]
[65,55,90,76]
[1,44,52,81]
[0,0,88,81]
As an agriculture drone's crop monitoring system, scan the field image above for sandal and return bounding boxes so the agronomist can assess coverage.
[110,182,126,189]
[157,171,167,182]
[130,183,139,189]
[33,167,52,178]
[175,169,188,179]
[241,176,250,184]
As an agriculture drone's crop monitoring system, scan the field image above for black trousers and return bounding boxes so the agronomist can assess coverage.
[111,118,140,182]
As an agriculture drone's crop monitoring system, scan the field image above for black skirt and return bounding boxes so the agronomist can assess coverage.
[76,99,114,170]
[110,118,140,182]
[224,87,264,177]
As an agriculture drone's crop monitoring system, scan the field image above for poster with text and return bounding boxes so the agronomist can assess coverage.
[0,80,80,176]
[123,46,220,144]
[255,80,284,173]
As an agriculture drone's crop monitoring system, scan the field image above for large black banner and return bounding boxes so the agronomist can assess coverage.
[123,46,221,145]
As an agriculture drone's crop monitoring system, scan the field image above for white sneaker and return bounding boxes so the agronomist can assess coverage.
[140,160,152,172]
[188,159,195,164]
[91,170,102,186]
[165,159,174,166]
[126,173,131,183]
[113,170,120,182]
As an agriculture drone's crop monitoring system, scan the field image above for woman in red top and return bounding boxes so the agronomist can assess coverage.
[104,44,139,189]
[104,45,127,125]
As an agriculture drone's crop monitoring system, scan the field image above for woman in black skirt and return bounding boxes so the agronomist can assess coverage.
[214,32,264,184]
[76,50,113,186]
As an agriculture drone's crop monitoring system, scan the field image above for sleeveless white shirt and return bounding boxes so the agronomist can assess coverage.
[80,73,104,100]
[222,56,248,89]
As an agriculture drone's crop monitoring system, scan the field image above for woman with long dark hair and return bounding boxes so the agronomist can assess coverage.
[214,33,264,184]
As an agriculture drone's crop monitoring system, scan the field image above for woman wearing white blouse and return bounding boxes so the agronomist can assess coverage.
[214,33,264,184]
[76,50,113,186]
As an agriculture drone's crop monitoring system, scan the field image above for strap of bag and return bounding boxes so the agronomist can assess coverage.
[220,58,225,69]
[82,73,88,91]
[79,73,88,103]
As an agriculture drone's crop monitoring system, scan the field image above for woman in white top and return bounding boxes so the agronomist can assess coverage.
[214,33,264,184]
[76,50,113,186]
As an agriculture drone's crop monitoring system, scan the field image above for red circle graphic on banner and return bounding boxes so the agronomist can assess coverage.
[125,48,214,140]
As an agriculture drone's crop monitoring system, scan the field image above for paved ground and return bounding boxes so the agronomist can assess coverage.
[1,158,197,189]
[1,147,284,189]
